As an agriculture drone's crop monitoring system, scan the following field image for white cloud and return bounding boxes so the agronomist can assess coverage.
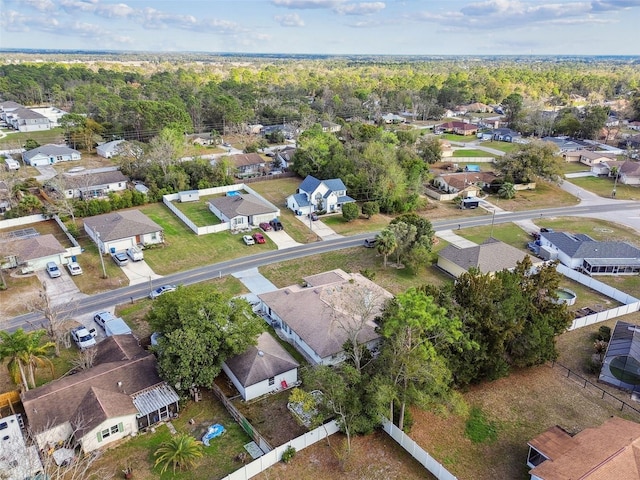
[335,2,385,15]
[22,0,56,12]
[271,0,342,8]
[275,13,306,26]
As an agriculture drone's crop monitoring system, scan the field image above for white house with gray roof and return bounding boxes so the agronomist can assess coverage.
[83,209,163,254]
[208,193,280,229]
[57,170,129,199]
[96,139,126,159]
[222,332,299,401]
[538,231,640,275]
[286,175,355,216]
[6,107,50,132]
[258,269,392,366]
[22,144,81,167]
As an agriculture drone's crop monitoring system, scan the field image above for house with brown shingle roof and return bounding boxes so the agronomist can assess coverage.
[1,233,67,272]
[432,171,498,197]
[257,269,393,366]
[437,238,543,278]
[618,159,640,185]
[21,335,179,453]
[208,193,280,229]
[222,332,299,401]
[527,417,640,479]
[83,209,163,254]
[436,121,479,136]
[229,153,266,176]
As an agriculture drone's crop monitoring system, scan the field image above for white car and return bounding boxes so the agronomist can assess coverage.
[242,235,255,246]
[126,246,144,262]
[70,326,97,350]
[66,261,83,276]
[149,284,177,299]
[46,262,61,278]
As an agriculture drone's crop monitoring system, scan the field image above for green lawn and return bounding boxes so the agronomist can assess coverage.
[452,150,493,157]
[477,141,518,153]
[321,212,393,235]
[457,222,530,249]
[565,176,640,200]
[0,128,65,147]
[485,181,578,211]
[561,162,591,174]
[442,134,477,143]
[138,204,276,276]
[171,197,222,227]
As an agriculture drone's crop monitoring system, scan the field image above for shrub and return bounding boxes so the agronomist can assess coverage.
[597,325,611,342]
[281,445,296,463]
[342,202,359,222]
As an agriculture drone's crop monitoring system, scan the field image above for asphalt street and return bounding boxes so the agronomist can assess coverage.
[5,199,640,333]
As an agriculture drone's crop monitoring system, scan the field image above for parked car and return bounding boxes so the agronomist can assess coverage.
[126,246,144,262]
[149,284,177,299]
[46,262,61,278]
[111,251,129,266]
[269,219,284,231]
[309,212,319,221]
[253,232,266,244]
[66,261,83,276]
[259,222,272,232]
[243,235,256,246]
[70,325,97,350]
[93,311,132,336]
[363,238,377,248]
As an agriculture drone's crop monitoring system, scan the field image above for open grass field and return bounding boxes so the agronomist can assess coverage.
[442,134,477,143]
[477,140,519,153]
[568,176,640,200]
[0,128,65,148]
[486,181,578,211]
[451,149,493,157]
[561,162,592,174]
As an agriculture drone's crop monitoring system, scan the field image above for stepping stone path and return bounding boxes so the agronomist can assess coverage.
[166,421,177,435]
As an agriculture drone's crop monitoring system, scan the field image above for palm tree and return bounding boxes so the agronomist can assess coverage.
[498,182,516,199]
[0,329,54,391]
[376,229,397,268]
[154,434,203,474]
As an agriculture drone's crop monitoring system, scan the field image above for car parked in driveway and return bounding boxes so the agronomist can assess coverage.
[149,284,177,299]
[269,219,284,231]
[243,235,255,245]
[253,232,266,244]
[111,251,129,266]
[126,246,144,261]
[71,325,96,350]
[46,262,61,278]
[66,261,83,276]
[259,222,272,232]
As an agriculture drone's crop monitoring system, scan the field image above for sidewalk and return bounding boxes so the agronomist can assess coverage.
[435,229,477,248]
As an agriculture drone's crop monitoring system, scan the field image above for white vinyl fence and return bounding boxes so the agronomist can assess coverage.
[221,421,340,480]
[382,419,457,480]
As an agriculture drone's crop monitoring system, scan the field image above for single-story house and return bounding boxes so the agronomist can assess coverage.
[286,175,355,216]
[598,321,640,393]
[258,269,393,366]
[538,231,640,275]
[229,153,266,176]
[491,127,521,143]
[436,121,479,136]
[432,171,498,197]
[541,136,588,153]
[617,159,640,185]
[58,170,129,199]
[22,144,81,167]
[381,113,406,124]
[260,124,296,139]
[577,150,617,167]
[96,139,126,159]
[5,107,50,132]
[0,414,43,480]
[628,121,640,131]
[1,233,67,272]
[21,335,180,453]
[321,121,341,133]
[222,331,299,401]
[246,124,264,135]
[84,209,164,254]
[527,416,640,480]
[208,193,280,229]
[623,134,640,149]
[437,238,543,278]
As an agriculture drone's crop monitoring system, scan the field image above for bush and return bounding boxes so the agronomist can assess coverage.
[342,202,359,222]
[597,325,611,342]
[281,445,296,463]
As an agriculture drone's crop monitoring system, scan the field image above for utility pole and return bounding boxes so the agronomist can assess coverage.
[96,232,107,279]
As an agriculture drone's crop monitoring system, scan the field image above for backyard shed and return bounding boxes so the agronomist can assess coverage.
[179,190,200,202]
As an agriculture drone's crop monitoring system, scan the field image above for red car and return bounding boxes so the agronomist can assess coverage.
[253,232,266,244]
[259,222,272,232]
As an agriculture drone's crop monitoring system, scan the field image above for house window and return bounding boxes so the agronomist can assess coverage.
[151,232,157,240]
[268,377,275,386]
[98,422,122,442]
[56,156,63,162]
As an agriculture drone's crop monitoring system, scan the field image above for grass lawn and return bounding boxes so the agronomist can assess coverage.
[137,204,276,275]
[486,181,578,211]
[478,140,518,153]
[452,149,493,157]
[89,389,253,480]
[321,212,394,236]
[536,216,640,245]
[0,128,65,147]
[567,176,640,200]
[457,222,530,248]
[442,134,477,143]
[561,162,591,174]
[171,196,222,227]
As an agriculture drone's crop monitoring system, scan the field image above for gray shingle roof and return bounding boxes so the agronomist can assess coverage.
[208,194,277,218]
[62,170,129,189]
[224,332,299,387]
[23,144,80,160]
[3,234,66,262]
[83,209,162,242]
[541,231,640,259]
[439,238,539,274]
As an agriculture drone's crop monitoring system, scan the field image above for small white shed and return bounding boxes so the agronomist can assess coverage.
[179,190,199,202]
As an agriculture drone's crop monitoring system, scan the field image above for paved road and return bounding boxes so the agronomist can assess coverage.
[5,200,640,333]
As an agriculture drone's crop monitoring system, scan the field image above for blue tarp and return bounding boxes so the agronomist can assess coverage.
[202,424,225,446]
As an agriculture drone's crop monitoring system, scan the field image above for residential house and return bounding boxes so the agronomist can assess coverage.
[617,160,640,185]
[432,171,499,198]
[275,146,296,168]
[464,102,493,113]
[0,414,44,480]
[261,124,296,139]
[84,209,164,254]
[21,335,180,453]
[258,269,393,365]
[57,170,129,199]
[598,321,640,393]
[6,108,51,132]
[222,332,299,401]
[437,238,543,278]
[577,150,616,167]
[229,153,267,177]
[492,127,521,143]
[286,175,355,215]
[208,193,280,229]
[381,113,406,124]
[29,106,69,127]
[1,233,67,272]
[623,133,640,149]
[437,121,479,136]
[541,136,588,153]
[628,121,640,131]
[22,144,81,167]
[321,121,341,133]
[538,231,640,275]
[96,139,126,159]
[527,417,640,480]
[0,101,23,125]
[246,124,264,135]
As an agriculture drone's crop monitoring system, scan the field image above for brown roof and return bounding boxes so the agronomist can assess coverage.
[439,238,541,275]
[579,151,616,161]
[224,332,299,387]
[2,234,66,262]
[21,337,163,434]
[229,153,264,168]
[258,270,392,359]
[439,121,479,131]
[83,209,162,242]
[529,417,640,479]
[620,160,640,177]
[94,334,148,365]
[436,171,498,191]
[208,194,277,219]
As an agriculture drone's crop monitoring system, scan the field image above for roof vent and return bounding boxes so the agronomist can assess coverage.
[258,350,264,357]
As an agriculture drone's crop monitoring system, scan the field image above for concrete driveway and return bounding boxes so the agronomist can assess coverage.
[293,214,343,240]
[119,260,163,286]
[36,268,87,307]
[263,229,302,249]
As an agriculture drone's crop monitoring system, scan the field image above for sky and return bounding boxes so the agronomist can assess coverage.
[1,0,640,56]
